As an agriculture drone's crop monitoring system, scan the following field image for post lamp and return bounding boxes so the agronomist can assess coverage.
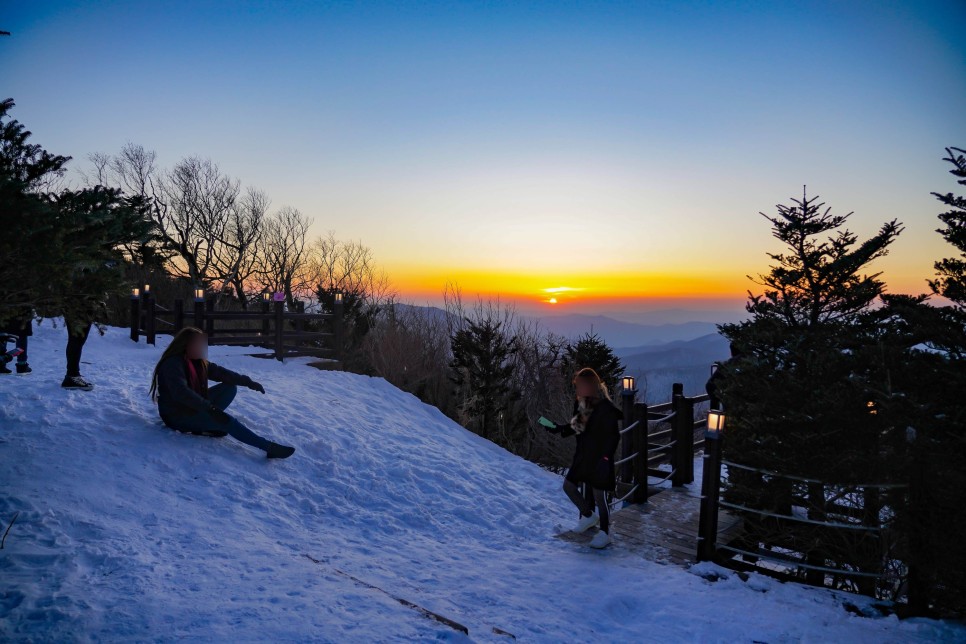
[706,409,726,435]
[129,287,142,342]
[262,292,271,302]
[193,288,206,330]
[698,408,727,561]
[332,292,344,363]
[618,375,637,490]
[143,284,151,295]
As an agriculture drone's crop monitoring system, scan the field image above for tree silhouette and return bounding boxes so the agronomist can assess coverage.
[560,332,623,394]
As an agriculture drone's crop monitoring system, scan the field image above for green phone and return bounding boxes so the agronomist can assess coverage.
[538,416,556,428]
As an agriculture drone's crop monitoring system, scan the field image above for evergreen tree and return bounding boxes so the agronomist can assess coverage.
[880,148,966,616]
[719,189,902,478]
[449,317,518,441]
[0,98,69,322]
[560,332,623,393]
[717,189,904,590]
[929,147,966,305]
[0,98,153,328]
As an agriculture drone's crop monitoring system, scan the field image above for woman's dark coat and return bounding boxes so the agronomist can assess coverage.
[155,355,255,422]
[553,397,623,492]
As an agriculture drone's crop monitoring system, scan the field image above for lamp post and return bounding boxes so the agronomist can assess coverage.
[193,287,205,330]
[261,292,271,336]
[697,409,726,562]
[619,375,637,490]
[129,288,142,342]
[332,292,344,364]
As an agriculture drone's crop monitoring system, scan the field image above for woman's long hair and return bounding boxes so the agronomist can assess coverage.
[149,327,207,401]
[572,367,611,401]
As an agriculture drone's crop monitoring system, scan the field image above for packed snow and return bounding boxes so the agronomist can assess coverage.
[1,322,963,642]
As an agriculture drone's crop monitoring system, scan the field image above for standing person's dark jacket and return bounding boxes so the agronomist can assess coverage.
[0,308,32,338]
[550,397,623,491]
[155,355,256,422]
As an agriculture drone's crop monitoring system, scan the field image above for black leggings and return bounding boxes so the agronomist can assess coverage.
[65,321,91,377]
[564,479,610,534]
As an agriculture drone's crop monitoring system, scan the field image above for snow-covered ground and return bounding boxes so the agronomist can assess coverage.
[1,322,963,642]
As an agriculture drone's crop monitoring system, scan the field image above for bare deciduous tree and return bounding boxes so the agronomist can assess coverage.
[218,186,268,307]
[158,156,240,289]
[255,206,312,306]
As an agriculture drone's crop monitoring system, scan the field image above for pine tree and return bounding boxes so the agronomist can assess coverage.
[719,189,903,478]
[0,98,153,328]
[560,332,624,393]
[718,189,905,589]
[929,147,966,305]
[0,98,70,322]
[880,148,966,616]
[449,317,518,441]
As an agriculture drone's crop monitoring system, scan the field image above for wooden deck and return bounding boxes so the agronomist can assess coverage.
[556,484,742,566]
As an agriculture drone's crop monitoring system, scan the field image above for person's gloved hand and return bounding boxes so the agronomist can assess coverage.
[210,406,231,424]
[249,381,266,394]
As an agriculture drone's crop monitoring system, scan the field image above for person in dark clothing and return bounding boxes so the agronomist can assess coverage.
[0,309,32,374]
[62,318,93,389]
[149,327,295,459]
[542,367,622,549]
[705,341,741,410]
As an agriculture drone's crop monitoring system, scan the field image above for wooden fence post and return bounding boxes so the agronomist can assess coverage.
[906,445,928,615]
[632,402,649,503]
[129,291,141,342]
[173,299,184,333]
[205,297,215,338]
[274,300,285,361]
[333,295,344,365]
[261,299,271,337]
[671,383,686,486]
[805,481,827,586]
[671,383,695,486]
[144,292,156,346]
[619,387,636,487]
[697,425,723,561]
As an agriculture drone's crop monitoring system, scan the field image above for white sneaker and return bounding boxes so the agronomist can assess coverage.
[574,513,599,534]
[589,530,612,549]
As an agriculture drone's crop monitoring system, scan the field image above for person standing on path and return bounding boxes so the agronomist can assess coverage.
[541,367,622,549]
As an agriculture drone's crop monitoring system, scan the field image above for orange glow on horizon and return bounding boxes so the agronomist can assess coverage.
[386,265,753,308]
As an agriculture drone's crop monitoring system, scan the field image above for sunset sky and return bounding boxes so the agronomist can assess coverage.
[4,1,965,322]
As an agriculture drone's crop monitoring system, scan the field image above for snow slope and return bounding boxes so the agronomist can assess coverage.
[1,322,962,642]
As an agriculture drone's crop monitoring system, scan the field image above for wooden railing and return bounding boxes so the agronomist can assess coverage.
[697,425,910,599]
[129,292,343,363]
[612,382,710,507]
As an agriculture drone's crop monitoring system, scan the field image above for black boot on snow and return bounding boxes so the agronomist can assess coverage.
[16,363,31,374]
[62,375,94,391]
[266,443,296,459]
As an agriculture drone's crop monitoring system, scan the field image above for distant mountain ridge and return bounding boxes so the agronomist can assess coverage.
[391,305,725,348]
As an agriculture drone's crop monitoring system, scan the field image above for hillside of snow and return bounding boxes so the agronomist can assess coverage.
[1,322,963,642]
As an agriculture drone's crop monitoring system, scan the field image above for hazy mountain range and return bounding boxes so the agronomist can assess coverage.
[391,304,734,404]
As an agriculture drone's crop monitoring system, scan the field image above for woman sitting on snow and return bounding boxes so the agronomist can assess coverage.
[540,367,622,548]
[149,327,295,459]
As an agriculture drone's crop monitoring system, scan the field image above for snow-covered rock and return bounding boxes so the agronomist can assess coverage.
[1,322,962,641]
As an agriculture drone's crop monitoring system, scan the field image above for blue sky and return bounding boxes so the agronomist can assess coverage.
[3,1,965,319]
